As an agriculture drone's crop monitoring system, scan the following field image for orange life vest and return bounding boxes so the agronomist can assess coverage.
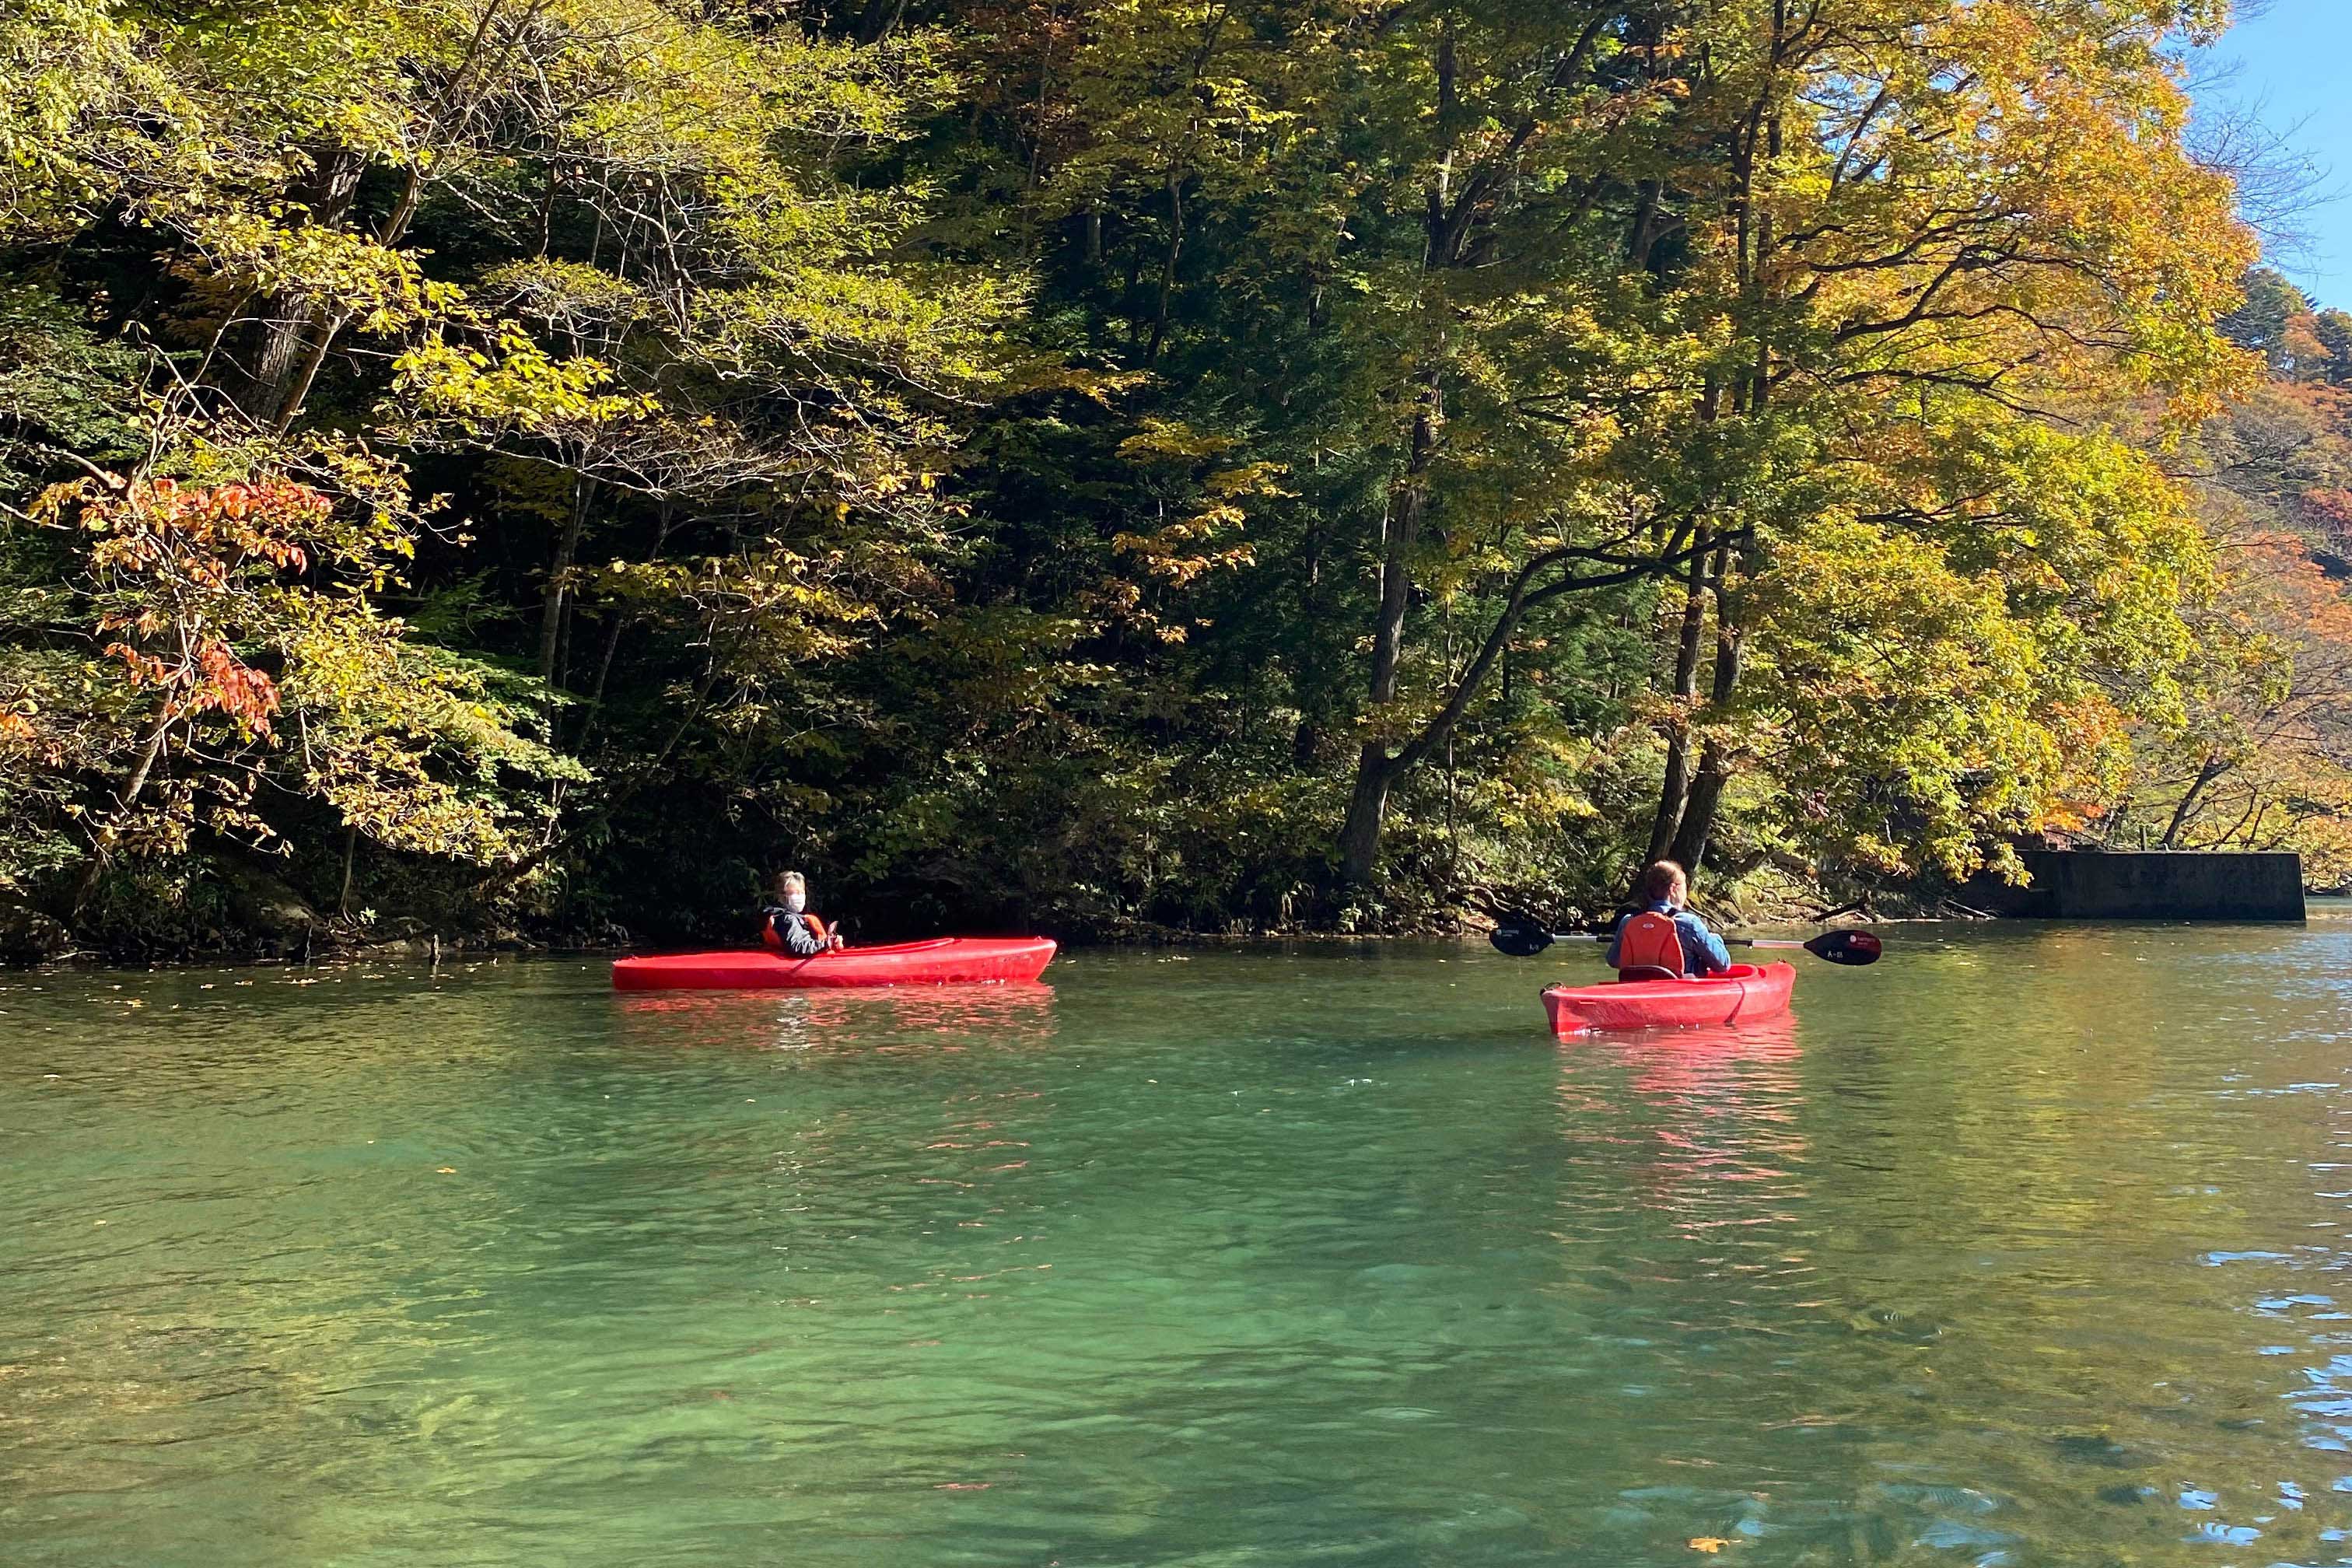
[1615,910,1686,980]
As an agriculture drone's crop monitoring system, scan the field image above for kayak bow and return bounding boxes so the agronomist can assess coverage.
[612,936,1056,992]
[1541,961,1795,1038]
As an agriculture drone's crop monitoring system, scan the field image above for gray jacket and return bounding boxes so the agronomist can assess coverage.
[763,905,825,957]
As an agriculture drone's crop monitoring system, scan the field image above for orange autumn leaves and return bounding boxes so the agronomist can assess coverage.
[37,476,331,740]
[74,476,325,578]
[9,465,577,881]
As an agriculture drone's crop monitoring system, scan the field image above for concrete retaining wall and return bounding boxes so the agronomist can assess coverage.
[1963,850,2305,922]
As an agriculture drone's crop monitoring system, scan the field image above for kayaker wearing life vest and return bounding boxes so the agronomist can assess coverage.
[761,870,845,957]
[1604,859,1731,978]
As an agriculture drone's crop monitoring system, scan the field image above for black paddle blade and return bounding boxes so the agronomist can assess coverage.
[1805,929,1882,966]
[1487,924,1556,958]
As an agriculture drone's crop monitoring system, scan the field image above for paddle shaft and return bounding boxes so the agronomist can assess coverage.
[1541,932,1811,950]
[1489,920,1880,965]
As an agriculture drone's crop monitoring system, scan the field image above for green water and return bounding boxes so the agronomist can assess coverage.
[7,920,2352,1566]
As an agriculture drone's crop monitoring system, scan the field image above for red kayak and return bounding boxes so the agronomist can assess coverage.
[612,937,1055,992]
[1542,961,1795,1037]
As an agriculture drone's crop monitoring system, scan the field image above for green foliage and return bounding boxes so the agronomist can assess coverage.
[0,466,580,898]
[0,285,145,492]
[0,0,2301,950]
[2222,268,2315,369]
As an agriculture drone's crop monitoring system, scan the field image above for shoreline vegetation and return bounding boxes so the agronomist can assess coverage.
[9,2,2352,966]
[2,919,1915,975]
[0,863,1928,971]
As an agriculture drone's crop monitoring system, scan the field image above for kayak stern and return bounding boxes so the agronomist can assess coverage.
[1541,961,1796,1037]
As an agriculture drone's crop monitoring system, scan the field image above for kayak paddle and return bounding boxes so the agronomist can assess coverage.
[1487,923,1883,966]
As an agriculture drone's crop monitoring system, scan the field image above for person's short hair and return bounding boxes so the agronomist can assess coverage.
[1638,860,1687,903]
[776,871,805,891]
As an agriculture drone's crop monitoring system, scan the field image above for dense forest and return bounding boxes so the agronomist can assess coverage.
[6,0,2350,960]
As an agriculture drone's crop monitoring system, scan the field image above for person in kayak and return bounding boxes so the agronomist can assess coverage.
[761,871,845,957]
[1604,859,1731,978]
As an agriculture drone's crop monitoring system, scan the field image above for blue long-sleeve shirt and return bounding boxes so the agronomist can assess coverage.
[1603,900,1732,976]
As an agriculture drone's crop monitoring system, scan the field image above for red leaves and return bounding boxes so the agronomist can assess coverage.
[103,642,172,687]
[102,639,281,733]
[41,472,319,740]
[193,640,282,730]
[60,474,327,578]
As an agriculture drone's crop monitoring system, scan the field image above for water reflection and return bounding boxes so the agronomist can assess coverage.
[614,982,1057,1055]
[1570,1013,1804,1094]
[1556,1015,1810,1236]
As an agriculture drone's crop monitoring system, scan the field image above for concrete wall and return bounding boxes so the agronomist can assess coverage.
[1963,850,2305,922]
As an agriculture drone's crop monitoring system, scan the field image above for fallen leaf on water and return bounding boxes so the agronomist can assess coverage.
[436,1167,457,1174]
[1689,1540,1730,1555]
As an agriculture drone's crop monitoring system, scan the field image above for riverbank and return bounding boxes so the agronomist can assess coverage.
[0,843,1868,969]
[0,837,1972,971]
[9,843,2268,973]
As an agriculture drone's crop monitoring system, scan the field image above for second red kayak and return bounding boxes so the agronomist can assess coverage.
[1542,961,1795,1037]
[613,936,1055,992]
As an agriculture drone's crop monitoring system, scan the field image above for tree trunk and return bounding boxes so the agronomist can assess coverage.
[1337,759,1396,890]
[2159,752,2230,849]
[219,306,313,425]
[212,146,365,423]
[1336,377,1437,887]
[1333,514,1723,888]
[574,610,628,750]
[854,0,907,44]
[268,310,353,432]
[72,706,177,912]
[1668,544,1747,872]
[1626,178,1664,268]
[1027,23,1055,194]
[1667,44,1780,880]
[576,506,674,751]
[538,475,593,716]
[1646,541,1712,861]
[1144,170,1184,366]
[1668,741,1733,873]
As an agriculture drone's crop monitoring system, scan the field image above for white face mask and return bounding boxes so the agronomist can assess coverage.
[785,892,806,914]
